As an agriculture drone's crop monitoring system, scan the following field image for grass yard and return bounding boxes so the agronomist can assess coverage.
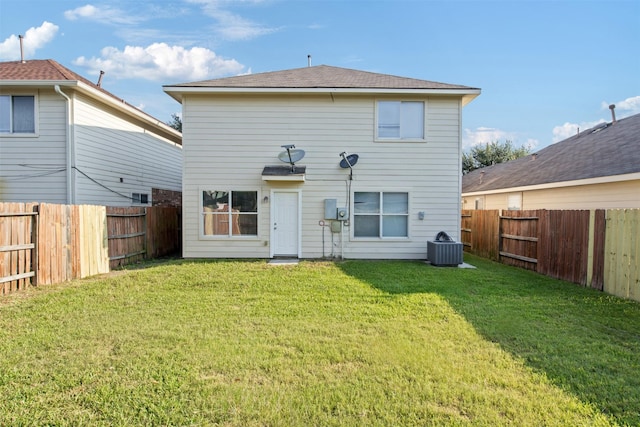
[1,255,639,426]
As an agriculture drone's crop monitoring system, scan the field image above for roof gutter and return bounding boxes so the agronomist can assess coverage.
[54,85,75,204]
[163,86,481,105]
[73,81,182,144]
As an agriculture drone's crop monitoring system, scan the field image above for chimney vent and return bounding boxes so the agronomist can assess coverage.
[532,153,537,161]
[19,35,25,63]
[307,54,311,67]
[96,70,105,87]
[609,104,616,123]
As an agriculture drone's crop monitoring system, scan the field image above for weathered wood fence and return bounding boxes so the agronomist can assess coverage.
[461,209,640,302]
[1,203,181,295]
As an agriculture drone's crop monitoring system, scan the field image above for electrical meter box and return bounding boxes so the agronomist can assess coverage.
[337,207,348,220]
[324,199,337,220]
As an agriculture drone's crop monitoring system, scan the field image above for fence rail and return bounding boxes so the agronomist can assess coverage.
[462,209,640,302]
[1,203,181,295]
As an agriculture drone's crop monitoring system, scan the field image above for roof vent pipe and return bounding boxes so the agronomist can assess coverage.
[19,35,25,63]
[97,70,105,87]
[307,54,311,67]
[609,104,616,124]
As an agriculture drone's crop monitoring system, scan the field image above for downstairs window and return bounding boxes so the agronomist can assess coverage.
[202,190,258,237]
[354,191,409,238]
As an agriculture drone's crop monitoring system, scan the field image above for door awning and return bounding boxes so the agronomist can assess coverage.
[261,165,306,182]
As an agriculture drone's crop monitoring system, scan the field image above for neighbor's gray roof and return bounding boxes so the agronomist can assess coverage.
[462,113,640,193]
[167,65,478,90]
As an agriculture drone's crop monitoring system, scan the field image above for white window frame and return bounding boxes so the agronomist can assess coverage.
[351,190,411,240]
[199,188,260,239]
[375,100,426,142]
[0,93,38,136]
[132,192,150,205]
[507,193,522,211]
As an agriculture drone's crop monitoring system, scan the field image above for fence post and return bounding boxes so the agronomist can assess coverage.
[31,204,39,286]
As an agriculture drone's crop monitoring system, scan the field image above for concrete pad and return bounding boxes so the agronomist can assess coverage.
[268,259,299,265]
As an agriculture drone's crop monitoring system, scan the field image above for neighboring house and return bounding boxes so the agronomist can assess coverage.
[462,112,640,211]
[163,65,480,259]
[0,59,182,206]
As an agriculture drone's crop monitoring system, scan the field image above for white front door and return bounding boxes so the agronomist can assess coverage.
[272,191,300,257]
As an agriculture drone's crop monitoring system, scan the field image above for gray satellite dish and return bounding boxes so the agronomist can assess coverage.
[278,145,305,171]
[339,153,359,169]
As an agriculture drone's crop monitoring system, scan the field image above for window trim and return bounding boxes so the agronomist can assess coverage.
[199,187,260,240]
[0,93,38,136]
[132,192,150,205]
[374,99,426,143]
[507,193,522,211]
[351,190,411,240]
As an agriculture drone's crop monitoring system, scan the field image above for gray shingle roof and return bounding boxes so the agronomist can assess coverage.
[167,65,478,90]
[462,113,640,193]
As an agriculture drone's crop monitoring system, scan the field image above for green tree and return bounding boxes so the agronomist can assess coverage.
[167,113,182,132]
[462,140,531,174]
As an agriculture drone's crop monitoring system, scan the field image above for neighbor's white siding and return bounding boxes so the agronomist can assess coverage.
[72,92,182,206]
[0,88,68,203]
[182,93,463,259]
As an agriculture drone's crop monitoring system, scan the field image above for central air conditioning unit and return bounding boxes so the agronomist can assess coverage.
[427,231,463,266]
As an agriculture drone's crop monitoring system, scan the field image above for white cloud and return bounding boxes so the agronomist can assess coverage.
[463,127,509,149]
[463,127,538,151]
[64,4,143,25]
[601,95,640,117]
[187,0,279,40]
[551,95,639,143]
[552,120,604,142]
[73,42,244,82]
[0,21,59,61]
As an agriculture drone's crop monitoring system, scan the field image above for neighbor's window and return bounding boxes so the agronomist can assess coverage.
[0,95,35,134]
[507,193,522,211]
[202,190,258,237]
[354,192,409,238]
[377,101,424,140]
[132,193,149,205]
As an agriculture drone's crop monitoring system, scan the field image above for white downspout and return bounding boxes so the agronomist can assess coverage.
[54,85,75,204]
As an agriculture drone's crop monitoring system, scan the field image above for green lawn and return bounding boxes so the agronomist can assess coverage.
[1,255,638,426]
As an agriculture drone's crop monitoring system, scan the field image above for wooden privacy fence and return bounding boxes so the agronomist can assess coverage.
[107,206,181,269]
[461,209,640,302]
[1,203,181,295]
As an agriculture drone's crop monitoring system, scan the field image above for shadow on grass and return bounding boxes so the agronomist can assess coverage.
[338,255,640,426]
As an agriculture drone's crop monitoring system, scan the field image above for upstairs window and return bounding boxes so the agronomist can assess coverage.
[376,101,424,140]
[0,95,35,134]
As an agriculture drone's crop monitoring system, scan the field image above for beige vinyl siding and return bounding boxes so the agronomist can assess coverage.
[72,93,182,206]
[0,89,67,203]
[463,179,640,211]
[182,93,462,259]
[523,180,640,209]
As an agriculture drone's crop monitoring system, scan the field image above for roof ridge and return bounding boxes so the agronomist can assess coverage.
[44,59,77,80]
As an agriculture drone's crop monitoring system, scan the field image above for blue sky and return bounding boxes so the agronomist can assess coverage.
[1,0,638,150]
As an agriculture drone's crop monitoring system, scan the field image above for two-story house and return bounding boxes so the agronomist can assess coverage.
[1,59,182,206]
[164,65,480,259]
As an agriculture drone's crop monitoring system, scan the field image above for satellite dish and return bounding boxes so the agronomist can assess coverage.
[278,144,305,172]
[278,149,306,164]
[339,153,359,169]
